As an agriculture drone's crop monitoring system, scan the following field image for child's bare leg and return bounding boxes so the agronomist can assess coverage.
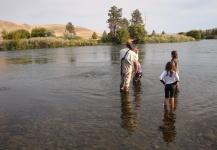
[164,98,169,106]
[170,97,174,107]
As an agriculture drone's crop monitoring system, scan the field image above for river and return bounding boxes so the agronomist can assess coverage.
[0,40,216,149]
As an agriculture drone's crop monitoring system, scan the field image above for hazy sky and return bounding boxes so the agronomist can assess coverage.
[0,0,217,34]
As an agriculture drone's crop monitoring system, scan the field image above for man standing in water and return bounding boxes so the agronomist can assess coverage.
[120,40,139,92]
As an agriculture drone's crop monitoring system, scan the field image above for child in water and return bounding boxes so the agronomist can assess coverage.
[159,61,180,107]
[133,49,142,82]
[171,50,179,92]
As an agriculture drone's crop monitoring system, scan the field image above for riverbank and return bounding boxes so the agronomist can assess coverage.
[0,34,195,51]
[0,37,99,51]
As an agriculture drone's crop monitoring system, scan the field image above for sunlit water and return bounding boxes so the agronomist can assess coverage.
[0,40,216,149]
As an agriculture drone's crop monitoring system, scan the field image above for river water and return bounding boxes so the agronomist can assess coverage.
[0,40,216,149]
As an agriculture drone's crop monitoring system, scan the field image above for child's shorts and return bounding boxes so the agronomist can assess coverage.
[165,83,176,98]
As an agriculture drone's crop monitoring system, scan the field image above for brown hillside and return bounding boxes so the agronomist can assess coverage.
[0,20,101,39]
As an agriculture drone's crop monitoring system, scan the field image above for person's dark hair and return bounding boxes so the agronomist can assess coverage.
[126,41,133,50]
[165,61,177,77]
[171,51,178,59]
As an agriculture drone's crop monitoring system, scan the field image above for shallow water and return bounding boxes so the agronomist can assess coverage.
[0,40,217,149]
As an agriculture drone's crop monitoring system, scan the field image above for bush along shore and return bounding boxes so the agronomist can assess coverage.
[145,34,195,43]
[0,34,195,51]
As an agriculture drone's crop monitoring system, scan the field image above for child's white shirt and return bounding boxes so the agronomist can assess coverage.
[159,71,179,84]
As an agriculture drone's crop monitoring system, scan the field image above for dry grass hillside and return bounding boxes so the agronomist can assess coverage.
[0,20,101,39]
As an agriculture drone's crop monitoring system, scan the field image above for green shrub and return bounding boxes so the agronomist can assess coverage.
[186,30,201,40]
[31,27,47,37]
[2,29,30,40]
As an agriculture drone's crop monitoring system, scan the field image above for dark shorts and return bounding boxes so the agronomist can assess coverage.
[165,83,176,98]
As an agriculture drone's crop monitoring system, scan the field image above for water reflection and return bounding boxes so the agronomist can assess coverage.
[5,57,54,65]
[159,105,176,143]
[5,57,33,65]
[120,93,139,131]
[111,48,120,62]
[34,58,49,64]
[68,55,76,63]
[159,92,179,143]
[133,81,142,110]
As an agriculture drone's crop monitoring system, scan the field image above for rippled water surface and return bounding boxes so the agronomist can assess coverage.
[0,40,217,149]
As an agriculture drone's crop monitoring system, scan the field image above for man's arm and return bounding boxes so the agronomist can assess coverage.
[134,61,139,74]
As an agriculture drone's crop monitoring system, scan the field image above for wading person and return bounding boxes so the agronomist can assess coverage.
[171,50,180,92]
[133,49,142,82]
[159,61,180,107]
[120,40,139,92]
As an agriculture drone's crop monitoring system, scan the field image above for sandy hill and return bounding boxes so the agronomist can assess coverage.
[0,20,101,39]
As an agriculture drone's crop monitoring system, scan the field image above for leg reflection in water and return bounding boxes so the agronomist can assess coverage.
[120,93,138,132]
[132,80,142,110]
[159,91,179,143]
[159,105,176,143]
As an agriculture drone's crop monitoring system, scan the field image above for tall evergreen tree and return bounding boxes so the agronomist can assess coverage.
[107,6,122,37]
[102,30,107,37]
[66,22,76,35]
[130,9,144,25]
[91,32,98,39]
[152,30,156,36]
[120,18,130,30]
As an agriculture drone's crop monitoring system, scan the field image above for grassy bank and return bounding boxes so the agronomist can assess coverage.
[0,37,99,51]
[145,34,195,43]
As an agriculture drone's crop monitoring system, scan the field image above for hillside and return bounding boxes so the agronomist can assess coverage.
[0,20,101,39]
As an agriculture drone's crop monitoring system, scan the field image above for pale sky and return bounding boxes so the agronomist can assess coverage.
[0,0,216,34]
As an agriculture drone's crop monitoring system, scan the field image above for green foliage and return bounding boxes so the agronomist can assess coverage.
[64,30,74,40]
[205,35,215,39]
[151,30,156,36]
[31,27,47,37]
[116,28,130,44]
[101,31,110,43]
[178,32,186,35]
[145,34,195,43]
[102,30,107,37]
[45,28,55,37]
[130,9,143,25]
[186,30,201,40]
[0,37,99,51]
[128,24,147,43]
[91,32,98,39]
[120,18,130,29]
[107,6,122,37]
[2,29,30,40]
[161,31,165,35]
[1,30,7,39]
[200,28,217,39]
[66,22,76,35]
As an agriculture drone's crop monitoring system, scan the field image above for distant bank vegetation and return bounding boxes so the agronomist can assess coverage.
[0,23,99,50]
[0,28,194,51]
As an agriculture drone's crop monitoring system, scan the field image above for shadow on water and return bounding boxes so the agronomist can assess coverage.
[159,91,179,143]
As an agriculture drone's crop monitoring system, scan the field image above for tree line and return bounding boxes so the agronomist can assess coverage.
[178,28,217,40]
[101,6,147,44]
